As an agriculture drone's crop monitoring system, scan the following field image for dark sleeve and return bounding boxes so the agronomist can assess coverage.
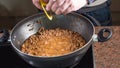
[107,0,111,6]
[87,0,96,4]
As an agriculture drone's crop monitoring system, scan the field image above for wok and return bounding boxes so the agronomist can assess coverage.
[0,12,112,68]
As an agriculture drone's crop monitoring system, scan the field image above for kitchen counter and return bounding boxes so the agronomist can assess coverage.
[94,26,120,68]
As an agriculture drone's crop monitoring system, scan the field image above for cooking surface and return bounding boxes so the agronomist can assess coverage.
[94,26,120,68]
[0,43,94,68]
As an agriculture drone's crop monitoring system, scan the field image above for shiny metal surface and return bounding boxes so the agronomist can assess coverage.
[10,12,95,68]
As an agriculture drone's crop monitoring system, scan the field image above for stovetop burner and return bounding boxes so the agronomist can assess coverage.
[0,43,95,68]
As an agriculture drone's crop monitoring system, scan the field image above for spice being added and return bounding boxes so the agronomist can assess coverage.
[21,28,86,57]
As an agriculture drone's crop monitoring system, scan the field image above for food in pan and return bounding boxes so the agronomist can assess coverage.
[21,28,86,57]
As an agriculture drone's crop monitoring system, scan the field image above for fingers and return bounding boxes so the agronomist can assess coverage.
[32,0,42,9]
[51,2,58,12]
[46,0,66,14]
[44,0,49,2]
[55,8,62,15]
[56,0,65,6]
[60,0,71,13]
[53,0,72,15]
[53,0,69,15]
[46,0,55,11]
[63,5,74,15]
[51,2,62,15]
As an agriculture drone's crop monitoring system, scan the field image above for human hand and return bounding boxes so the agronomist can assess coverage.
[32,0,49,10]
[32,0,87,15]
[46,0,87,15]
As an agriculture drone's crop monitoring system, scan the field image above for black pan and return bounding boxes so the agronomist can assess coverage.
[0,12,112,68]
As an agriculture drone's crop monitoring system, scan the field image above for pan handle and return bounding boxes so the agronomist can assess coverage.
[0,29,9,44]
[97,28,112,42]
[81,13,112,42]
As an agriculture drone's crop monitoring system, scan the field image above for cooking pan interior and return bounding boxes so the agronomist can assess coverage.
[11,13,94,50]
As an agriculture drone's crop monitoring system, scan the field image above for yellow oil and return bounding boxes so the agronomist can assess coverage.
[39,0,53,20]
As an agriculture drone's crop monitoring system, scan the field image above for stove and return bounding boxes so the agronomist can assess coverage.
[0,43,95,68]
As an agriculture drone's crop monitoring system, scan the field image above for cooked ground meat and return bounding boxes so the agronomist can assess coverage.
[21,28,86,57]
